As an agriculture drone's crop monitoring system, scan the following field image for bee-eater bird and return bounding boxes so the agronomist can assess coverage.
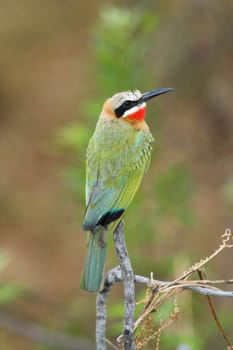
[81,88,173,292]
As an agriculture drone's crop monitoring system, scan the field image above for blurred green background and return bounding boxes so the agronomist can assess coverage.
[0,1,233,349]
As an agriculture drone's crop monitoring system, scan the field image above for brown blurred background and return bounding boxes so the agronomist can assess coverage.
[0,1,233,349]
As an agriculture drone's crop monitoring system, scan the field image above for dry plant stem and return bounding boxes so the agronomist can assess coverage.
[134,229,233,331]
[198,269,233,349]
[113,219,136,350]
[170,229,233,286]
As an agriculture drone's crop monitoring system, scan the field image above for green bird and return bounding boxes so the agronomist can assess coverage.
[81,88,173,292]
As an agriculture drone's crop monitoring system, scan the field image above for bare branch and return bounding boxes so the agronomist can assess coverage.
[96,292,108,350]
[103,268,233,298]
[181,285,233,297]
[113,220,136,350]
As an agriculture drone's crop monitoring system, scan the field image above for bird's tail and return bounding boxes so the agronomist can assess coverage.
[80,228,107,292]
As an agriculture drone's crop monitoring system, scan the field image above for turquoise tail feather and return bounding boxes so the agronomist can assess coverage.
[80,229,107,292]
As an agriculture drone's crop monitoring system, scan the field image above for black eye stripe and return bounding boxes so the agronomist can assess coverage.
[114,100,138,118]
[123,100,131,107]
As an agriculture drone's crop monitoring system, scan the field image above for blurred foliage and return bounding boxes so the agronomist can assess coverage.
[222,177,233,207]
[55,122,91,200]
[92,6,159,95]
[160,332,203,350]
[0,283,22,305]
[0,251,23,305]
[154,163,194,225]
[0,251,10,272]
[56,123,91,153]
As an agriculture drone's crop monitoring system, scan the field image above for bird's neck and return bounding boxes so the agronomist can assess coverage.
[122,116,149,131]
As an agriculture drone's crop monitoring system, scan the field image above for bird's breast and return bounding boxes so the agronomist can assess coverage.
[90,119,154,172]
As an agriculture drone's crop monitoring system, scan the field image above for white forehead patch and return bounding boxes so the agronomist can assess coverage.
[122,102,146,118]
[112,89,142,110]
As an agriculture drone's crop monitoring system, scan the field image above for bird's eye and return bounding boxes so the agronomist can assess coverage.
[114,100,134,118]
[123,100,132,108]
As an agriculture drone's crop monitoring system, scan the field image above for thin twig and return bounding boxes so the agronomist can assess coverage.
[167,229,233,286]
[113,220,136,350]
[198,269,233,349]
[105,338,119,350]
[182,285,233,297]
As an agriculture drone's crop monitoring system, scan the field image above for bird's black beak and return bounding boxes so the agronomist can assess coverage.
[139,88,173,104]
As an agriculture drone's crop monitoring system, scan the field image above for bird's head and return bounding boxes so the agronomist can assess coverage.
[101,88,173,127]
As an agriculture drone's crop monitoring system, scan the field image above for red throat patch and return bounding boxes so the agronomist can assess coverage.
[127,107,146,121]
